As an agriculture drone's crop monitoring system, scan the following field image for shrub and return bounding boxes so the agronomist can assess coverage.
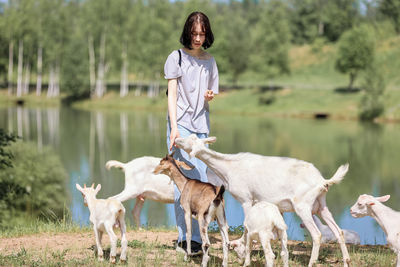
[359,64,386,121]
[0,141,68,227]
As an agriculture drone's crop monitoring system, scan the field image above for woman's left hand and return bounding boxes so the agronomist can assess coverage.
[204,90,214,101]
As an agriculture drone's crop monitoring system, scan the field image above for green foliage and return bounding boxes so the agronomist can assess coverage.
[335,25,375,89]
[61,30,90,99]
[250,0,291,79]
[323,0,359,42]
[0,129,17,169]
[216,4,250,83]
[0,0,398,96]
[0,141,68,228]
[379,0,400,33]
[359,64,386,121]
[289,0,320,44]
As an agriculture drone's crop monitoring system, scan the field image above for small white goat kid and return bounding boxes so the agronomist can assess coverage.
[350,194,400,267]
[76,183,128,263]
[106,156,174,228]
[230,201,289,267]
[175,134,350,267]
[301,215,360,244]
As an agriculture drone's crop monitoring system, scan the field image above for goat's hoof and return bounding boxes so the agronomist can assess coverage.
[110,256,116,264]
[98,256,104,262]
[120,258,127,264]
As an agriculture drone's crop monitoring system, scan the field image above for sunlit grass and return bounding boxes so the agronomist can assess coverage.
[1,224,396,267]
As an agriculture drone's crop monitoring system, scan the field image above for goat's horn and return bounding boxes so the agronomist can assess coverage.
[91,183,94,188]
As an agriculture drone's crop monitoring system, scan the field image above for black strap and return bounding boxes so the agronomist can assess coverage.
[178,49,182,67]
[166,49,181,96]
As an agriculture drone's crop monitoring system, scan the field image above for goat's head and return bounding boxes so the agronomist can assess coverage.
[153,154,194,176]
[175,134,217,158]
[350,194,390,218]
[75,183,101,206]
[229,239,246,263]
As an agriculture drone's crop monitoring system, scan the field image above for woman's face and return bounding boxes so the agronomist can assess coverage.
[191,23,206,50]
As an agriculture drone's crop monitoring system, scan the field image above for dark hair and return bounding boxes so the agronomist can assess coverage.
[180,12,214,50]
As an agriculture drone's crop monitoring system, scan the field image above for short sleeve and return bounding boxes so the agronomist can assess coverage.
[209,58,219,94]
[164,51,182,79]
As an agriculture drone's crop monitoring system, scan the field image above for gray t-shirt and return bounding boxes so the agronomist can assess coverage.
[164,49,219,134]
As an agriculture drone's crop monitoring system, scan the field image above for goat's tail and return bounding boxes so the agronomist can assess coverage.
[324,163,349,189]
[106,160,126,171]
[213,185,225,206]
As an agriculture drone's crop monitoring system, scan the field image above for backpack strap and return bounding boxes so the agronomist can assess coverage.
[166,49,182,96]
[178,49,182,67]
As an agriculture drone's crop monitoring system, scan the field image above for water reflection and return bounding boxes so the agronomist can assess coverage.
[0,106,399,245]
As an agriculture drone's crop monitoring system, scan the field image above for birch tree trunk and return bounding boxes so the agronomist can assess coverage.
[88,35,96,97]
[36,45,42,96]
[16,40,23,97]
[120,112,128,159]
[54,61,60,97]
[47,65,54,98]
[95,33,106,98]
[23,63,30,95]
[17,106,23,137]
[135,72,143,96]
[120,43,129,97]
[8,41,14,95]
[36,108,42,152]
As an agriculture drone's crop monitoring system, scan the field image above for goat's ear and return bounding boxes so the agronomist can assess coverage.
[204,136,217,144]
[176,160,194,170]
[76,184,83,192]
[95,184,101,193]
[376,195,390,203]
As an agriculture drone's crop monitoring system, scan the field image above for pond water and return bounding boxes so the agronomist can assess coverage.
[1,105,399,245]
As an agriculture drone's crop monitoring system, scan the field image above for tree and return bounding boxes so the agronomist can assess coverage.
[324,0,359,41]
[335,25,375,90]
[250,0,291,79]
[289,0,320,44]
[359,64,386,121]
[216,3,250,83]
[60,1,89,99]
[379,0,400,33]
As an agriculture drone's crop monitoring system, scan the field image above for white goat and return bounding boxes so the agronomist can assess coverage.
[230,201,289,267]
[300,215,360,244]
[106,156,174,228]
[350,194,400,266]
[153,154,230,267]
[175,134,350,267]
[76,183,128,263]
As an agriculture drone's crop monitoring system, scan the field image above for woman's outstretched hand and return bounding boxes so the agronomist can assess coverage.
[204,90,214,101]
[169,127,180,151]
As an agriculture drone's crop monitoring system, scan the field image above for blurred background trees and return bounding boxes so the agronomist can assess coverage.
[0,0,398,100]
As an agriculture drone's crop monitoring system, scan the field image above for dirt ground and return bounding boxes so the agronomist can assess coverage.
[0,230,395,266]
[0,230,179,261]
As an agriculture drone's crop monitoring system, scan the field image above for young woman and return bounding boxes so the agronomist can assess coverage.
[164,11,219,254]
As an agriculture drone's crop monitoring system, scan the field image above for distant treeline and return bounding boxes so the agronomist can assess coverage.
[0,0,398,99]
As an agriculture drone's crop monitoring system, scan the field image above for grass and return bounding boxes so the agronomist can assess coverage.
[0,219,397,267]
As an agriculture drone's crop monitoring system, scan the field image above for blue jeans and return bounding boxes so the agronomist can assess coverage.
[166,123,208,244]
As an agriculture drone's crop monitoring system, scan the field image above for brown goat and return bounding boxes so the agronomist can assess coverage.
[153,154,229,267]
